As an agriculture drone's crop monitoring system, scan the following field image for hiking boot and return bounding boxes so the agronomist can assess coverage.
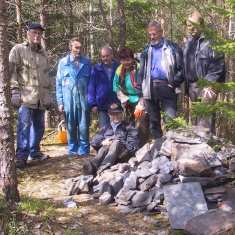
[30,152,49,161]
[83,160,96,176]
[16,158,27,169]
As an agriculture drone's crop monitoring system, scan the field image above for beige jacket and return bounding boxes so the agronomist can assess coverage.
[9,41,52,109]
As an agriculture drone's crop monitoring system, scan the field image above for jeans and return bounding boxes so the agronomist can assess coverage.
[98,110,110,128]
[16,106,45,159]
[145,82,177,138]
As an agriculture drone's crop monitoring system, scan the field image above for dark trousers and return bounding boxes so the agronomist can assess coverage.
[189,82,217,132]
[144,82,177,138]
[91,140,127,170]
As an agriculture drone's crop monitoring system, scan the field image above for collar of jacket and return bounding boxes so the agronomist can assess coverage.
[144,37,171,55]
[188,33,206,42]
[64,54,88,66]
[97,60,118,71]
[23,40,44,53]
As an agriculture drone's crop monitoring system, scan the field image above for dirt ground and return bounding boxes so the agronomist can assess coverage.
[16,134,170,235]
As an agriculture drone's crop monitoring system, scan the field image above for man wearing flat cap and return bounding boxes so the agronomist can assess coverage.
[83,103,139,176]
[9,23,52,168]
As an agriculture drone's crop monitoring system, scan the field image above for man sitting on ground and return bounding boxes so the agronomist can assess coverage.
[83,103,139,176]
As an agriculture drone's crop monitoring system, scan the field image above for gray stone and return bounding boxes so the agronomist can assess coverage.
[159,139,175,157]
[123,172,138,190]
[174,142,216,161]
[109,176,124,195]
[185,209,235,235]
[115,188,136,204]
[156,173,172,187]
[191,125,211,140]
[178,175,218,188]
[211,166,230,177]
[151,187,164,201]
[138,160,152,170]
[229,158,235,172]
[76,179,89,193]
[146,200,161,211]
[66,179,77,195]
[176,150,221,176]
[216,148,235,165]
[99,192,113,205]
[117,163,131,173]
[131,191,154,207]
[138,178,145,184]
[93,182,112,196]
[128,157,138,167]
[134,168,152,179]
[163,182,208,229]
[139,174,158,192]
[152,156,174,175]
[135,143,154,163]
[165,129,203,144]
[154,205,167,214]
[204,186,226,202]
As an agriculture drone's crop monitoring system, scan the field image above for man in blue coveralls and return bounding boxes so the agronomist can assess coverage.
[56,37,91,157]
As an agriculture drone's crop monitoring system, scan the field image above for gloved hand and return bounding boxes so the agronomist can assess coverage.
[102,138,114,146]
[134,104,145,118]
[11,90,21,108]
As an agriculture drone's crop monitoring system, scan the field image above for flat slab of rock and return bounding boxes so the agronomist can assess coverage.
[163,182,208,229]
[185,209,235,235]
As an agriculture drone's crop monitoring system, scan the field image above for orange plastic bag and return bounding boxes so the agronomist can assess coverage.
[58,120,68,144]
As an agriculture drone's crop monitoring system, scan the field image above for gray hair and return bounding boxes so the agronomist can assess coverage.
[147,21,163,31]
[99,44,113,54]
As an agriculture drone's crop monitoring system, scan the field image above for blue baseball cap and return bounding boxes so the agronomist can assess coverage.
[27,23,45,31]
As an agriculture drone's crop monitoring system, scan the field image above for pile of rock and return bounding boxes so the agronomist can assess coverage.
[65,126,235,232]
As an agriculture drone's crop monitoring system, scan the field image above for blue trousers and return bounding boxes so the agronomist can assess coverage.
[64,104,90,156]
[16,106,45,160]
[98,110,110,128]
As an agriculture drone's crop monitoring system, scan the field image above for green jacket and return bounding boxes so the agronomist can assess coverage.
[9,41,52,109]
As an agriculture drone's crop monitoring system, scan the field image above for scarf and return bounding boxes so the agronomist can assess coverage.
[116,63,137,95]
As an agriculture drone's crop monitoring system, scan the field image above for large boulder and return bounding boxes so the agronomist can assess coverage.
[185,209,235,235]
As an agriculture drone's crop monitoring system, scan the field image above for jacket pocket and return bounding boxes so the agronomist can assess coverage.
[21,86,38,105]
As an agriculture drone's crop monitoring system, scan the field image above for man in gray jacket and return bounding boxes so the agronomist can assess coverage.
[9,23,52,168]
[184,12,225,131]
[137,21,184,149]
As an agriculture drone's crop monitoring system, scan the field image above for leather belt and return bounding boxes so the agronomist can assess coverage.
[152,79,169,84]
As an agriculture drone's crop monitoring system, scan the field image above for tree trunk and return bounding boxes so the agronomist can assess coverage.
[117,0,126,50]
[0,0,20,202]
[89,0,94,59]
[40,0,52,128]
[15,0,23,43]
[98,0,114,49]
[68,0,73,36]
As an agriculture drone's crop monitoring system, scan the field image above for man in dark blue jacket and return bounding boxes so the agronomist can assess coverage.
[184,12,225,131]
[83,103,139,176]
[88,45,120,128]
